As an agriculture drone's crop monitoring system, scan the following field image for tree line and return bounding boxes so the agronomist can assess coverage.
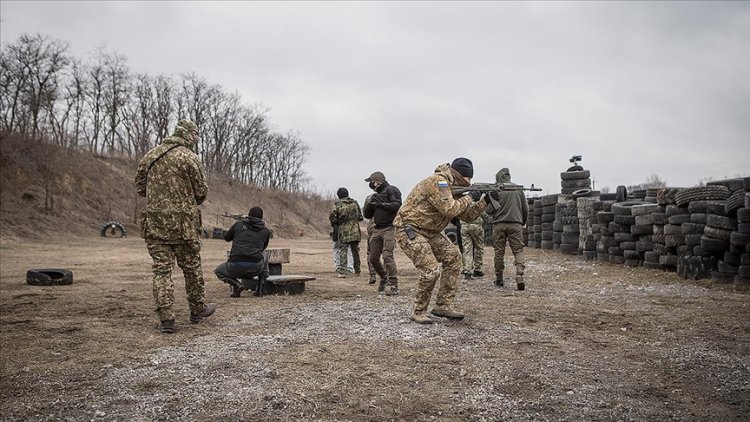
[0,33,310,192]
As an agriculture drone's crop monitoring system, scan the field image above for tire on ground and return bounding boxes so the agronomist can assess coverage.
[27,269,73,286]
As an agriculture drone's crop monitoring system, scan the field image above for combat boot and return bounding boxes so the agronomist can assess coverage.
[377,279,387,293]
[368,274,377,285]
[430,305,465,320]
[385,278,399,296]
[230,282,243,298]
[410,311,434,324]
[516,274,525,291]
[463,272,472,280]
[160,319,175,334]
[495,272,504,287]
[190,303,217,324]
[473,270,484,277]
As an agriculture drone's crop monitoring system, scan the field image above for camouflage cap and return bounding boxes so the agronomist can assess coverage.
[173,119,198,141]
[364,171,386,183]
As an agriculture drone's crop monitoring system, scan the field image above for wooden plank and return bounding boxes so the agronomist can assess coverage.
[267,275,316,285]
[264,248,290,264]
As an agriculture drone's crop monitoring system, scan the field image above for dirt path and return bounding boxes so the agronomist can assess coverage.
[1,235,748,421]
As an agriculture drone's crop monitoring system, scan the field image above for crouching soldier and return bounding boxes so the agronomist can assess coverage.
[214,206,271,297]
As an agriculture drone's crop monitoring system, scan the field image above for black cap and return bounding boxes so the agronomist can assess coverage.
[451,157,474,178]
[336,187,349,199]
[248,206,263,219]
[364,171,386,183]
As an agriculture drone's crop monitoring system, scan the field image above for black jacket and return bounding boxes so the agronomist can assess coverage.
[362,182,402,228]
[224,217,271,262]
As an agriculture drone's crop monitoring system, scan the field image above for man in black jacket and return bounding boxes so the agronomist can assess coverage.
[362,171,402,295]
[214,206,272,297]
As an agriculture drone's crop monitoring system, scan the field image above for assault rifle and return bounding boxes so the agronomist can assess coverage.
[222,213,246,220]
[452,182,542,197]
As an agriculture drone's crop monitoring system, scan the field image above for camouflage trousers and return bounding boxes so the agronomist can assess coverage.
[369,226,398,280]
[461,223,484,273]
[366,226,376,277]
[146,241,205,322]
[337,241,361,275]
[492,223,525,277]
[395,227,462,313]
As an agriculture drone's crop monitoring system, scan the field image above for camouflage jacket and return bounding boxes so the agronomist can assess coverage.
[329,197,363,243]
[394,163,487,236]
[135,135,208,243]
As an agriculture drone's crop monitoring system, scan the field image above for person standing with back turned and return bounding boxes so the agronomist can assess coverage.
[135,119,217,334]
[394,158,490,324]
[485,167,529,290]
[329,187,364,278]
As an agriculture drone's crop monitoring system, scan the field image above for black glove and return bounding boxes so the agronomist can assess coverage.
[483,194,491,204]
[489,191,500,201]
[470,191,482,201]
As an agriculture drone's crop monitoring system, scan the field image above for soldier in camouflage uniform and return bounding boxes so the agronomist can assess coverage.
[135,119,217,334]
[461,213,485,279]
[329,187,364,278]
[394,158,490,324]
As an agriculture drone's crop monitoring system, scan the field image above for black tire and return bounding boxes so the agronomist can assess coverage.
[615,185,628,203]
[739,224,750,234]
[674,185,730,207]
[613,215,635,225]
[599,193,617,201]
[27,269,73,286]
[731,231,750,247]
[542,214,556,223]
[690,213,707,224]
[571,189,592,199]
[688,200,726,215]
[706,214,737,230]
[668,214,691,225]
[681,223,705,235]
[542,194,559,206]
[723,251,740,266]
[611,201,647,216]
[567,165,584,172]
[701,235,730,252]
[561,179,591,189]
[631,224,654,236]
[560,170,590,181]
[100,221,126,238]
[665,205,690,217]
[725,190,745,215]
[560,243,579,255]
[597,212,615,223]
[704,226,732,240]
[738,208,750,223]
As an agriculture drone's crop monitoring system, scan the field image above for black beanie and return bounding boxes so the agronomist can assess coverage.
[451,157,474,178]
[248,206,263,219]
[336,187,349,199]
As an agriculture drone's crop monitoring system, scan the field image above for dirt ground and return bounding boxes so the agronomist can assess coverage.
[0,235,748,421]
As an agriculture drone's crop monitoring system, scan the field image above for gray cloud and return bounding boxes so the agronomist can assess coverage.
[2,1,748,202]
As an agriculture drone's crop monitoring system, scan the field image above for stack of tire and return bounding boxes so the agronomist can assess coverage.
[540,194,558,250]
[630,189,647,201]
[733,191,750,285]
[532,198,543,249]
[673,200,716,279]
[644,188,660,203]
[671,185,731,282]
[610,201,646,267]
[661,204,690,271]
[560,168,591,196]
[630,203,660,267]
[558,198,579,255]
[596,203,616,263]
[553,202,566,250]
[523,198,536,247]
[577,196,598,259]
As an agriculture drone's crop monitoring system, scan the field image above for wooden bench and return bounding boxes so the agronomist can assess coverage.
[239,248,316,295]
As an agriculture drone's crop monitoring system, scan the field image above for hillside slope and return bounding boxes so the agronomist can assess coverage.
[0,138,333,240]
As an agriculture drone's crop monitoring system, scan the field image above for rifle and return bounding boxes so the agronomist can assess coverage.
[452,182,542,197]
[222,213,246,220]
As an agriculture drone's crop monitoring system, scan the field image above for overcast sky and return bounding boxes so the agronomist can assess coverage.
[2,1,749,202]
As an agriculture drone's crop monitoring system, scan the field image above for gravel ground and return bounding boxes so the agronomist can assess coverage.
[1,236,748,421]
